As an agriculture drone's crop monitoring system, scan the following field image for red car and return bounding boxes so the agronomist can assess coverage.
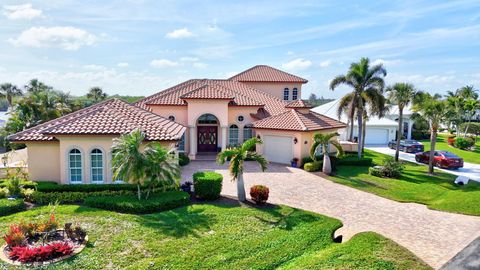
[415,151,464,169]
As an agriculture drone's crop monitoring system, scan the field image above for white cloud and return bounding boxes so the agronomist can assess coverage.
[372,58,402,67]
[150,59,179,68]
[9,26,96,50]
[165,28,195,39]
[117,62,129,67]
[83,64,107,71]
[180,57,199,62]
[281,58,312,71]
[319,60,332,67]
[3,3,42,20]
[192,62,208,69]
[286,51,295,55]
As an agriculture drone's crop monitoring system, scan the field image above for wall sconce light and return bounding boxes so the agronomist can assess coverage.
[304,140,308,144]
[256,135,261,139]
[293,137,298,144]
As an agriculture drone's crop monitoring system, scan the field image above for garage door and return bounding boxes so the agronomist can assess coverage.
[365,128,389,145]
[263,135,293,164]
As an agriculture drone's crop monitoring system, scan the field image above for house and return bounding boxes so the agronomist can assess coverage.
[9,65,346,184]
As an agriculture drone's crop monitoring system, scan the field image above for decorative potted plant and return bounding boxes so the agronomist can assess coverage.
[180,181,193,194]
[290,158,299,168]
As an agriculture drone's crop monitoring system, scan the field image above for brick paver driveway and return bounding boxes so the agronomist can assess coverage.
[182,161,480,269]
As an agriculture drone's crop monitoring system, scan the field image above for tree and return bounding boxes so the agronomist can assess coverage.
[463,98,480,136]
[386,83,416,161]
[111,129,180,200]
[310,132,344,175]
[330,57,387,158]
[0,83,22,109]
[87,87,107,103]
[216,138,267,202]
[24,79,51,93]
[412,93,447,174]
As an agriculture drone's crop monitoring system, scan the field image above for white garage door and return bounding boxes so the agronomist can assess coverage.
[365,128,389,145]
[263,135,293,164]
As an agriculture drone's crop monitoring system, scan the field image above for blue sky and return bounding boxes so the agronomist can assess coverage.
[1,0,480,99]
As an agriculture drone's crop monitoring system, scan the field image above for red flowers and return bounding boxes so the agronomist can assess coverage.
[9,242,73,263]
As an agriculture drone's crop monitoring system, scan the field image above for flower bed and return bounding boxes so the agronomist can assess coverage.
[0,213,88,266]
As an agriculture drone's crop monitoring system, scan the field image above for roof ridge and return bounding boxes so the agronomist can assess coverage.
[228,65,308,83]
[209,80,263,105]
[134,79,199,106]
[309,110,347,126]
[290,109,308,131]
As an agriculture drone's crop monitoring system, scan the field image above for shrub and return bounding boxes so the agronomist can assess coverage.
[368,166,383,177]
[454,137,475,150]
[4,224,26,247]
[337,155,373,166]
[369,157,404,179]
[412,130,430,140]
[29,190,136,204]
[84,191,189,214]
[0,180,36,190]
[0,187,8,198]
[193,171,223,200]
[36,182,139,193]
[179,153,190,166]
[303,161,322,172]
[447,135,456,146]
[250,185,269,204]
[9,242,73,263]
[459,122,480,136]
[0,198,25,216]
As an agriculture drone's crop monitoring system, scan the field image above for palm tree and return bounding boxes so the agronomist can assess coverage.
[217,138,267,202]
[310,132,344,175]
[87,87,107,103]
[386,83,416,161]
[0,83,22,109]
[330,57,387,158]
[144,143,180,198]
[24,79,51,93]
[360,90,388,153]
[412,93,447,174]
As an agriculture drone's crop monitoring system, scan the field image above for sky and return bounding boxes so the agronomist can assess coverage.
[0,0,480,99]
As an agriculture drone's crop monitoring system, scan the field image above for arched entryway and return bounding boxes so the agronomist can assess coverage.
[197,114,219,152]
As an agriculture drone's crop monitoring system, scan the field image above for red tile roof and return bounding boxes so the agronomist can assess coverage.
[9,99,186,142]
[252,109,346,131]
[229,65,308,83]
[285,99,313,108]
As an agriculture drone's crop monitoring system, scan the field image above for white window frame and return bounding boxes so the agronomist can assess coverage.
[292,88,298,100]
[228,124,239,146]
[90,148,104,183]
[283,88,290,101]
[68,148,83,184]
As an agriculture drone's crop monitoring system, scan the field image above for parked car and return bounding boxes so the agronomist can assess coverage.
[415,151,464,169]
[388,140,424,153]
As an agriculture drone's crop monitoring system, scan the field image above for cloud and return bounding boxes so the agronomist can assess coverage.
[319,60,331,67]
[117,62,129,67]
[192,62,208,69]
[281,58,312,71]
[372,58,402,67]
[180,57,199,62]
[83,64,107,71]
[150,59,179,68]
[3,3,42,20]
[165,28,195,39]
[9,26,96,50]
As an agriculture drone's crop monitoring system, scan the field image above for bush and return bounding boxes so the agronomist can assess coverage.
[0,180,36,190]
[179,153,190,166]
[84,191,189,214]
[337,155,373,166]
[29,190,137,205]
[369,157,404,179]
[250,185,269,204]
[36,182,139,193]
[0,198,25,216]
[454,137,475,150]
[9,242,73,263]
[459,122,480,136]
[368,167,383,177]
[303,161,322,172]
[193,171,223,200]
[412,130,430,140]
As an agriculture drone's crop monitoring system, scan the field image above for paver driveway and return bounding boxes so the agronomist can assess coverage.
[182,161,480,269]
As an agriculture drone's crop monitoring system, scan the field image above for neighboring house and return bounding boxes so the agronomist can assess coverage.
[9,65,346,183]
[385,104,416,140]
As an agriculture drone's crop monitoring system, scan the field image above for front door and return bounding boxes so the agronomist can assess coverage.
[197,126,218,152]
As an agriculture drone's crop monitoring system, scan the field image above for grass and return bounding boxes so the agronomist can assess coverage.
[327,149,480,216]
[0,203,430,270]
[419,133,480,164]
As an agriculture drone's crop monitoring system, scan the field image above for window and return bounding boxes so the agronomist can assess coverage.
[283,88,289,101]
[237,115,244,122]
[90,149,103,183]
[197,114,218,124]
[292,88,298,100]
[168,115,175,121]
[68,149,82,183]
[228,124,239,146]
[243,125,253,141]
[178,133,185,151]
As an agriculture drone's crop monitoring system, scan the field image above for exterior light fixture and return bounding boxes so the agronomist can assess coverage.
[293,137,298,144]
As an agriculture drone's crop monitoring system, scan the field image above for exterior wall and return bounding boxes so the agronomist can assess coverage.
[227,106,260,143]
[26,142,61,182]
[241,82,303,101]
[149,105,188,126]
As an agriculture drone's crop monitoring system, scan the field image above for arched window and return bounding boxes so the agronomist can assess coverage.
[168,115,175,121]
[197,114,218,124]
[283,88,289,101]
[90,148,103,183]
[292,88,298,100]
[243,124,253,141]
[68,149,82,183]
[228,124,239,146]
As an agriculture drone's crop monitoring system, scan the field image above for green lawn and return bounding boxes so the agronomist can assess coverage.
[0,203,430,270]
[420,133,480,164]
[328,150,480,216]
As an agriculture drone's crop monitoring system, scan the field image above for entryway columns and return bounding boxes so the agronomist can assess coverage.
[221,125,227,151]
[188,125,196,159]
[407,120,413,140]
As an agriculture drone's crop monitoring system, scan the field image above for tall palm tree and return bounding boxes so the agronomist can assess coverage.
[0,83,22,109]
[144,143,180,198]
[24,79,51,93]
[310,132,344,175]
[336,93,355,141]
[360,90,388,153]
[386,83,416,161]
[217,138,267,202]
[87,87,107,103]
[330,57,387,158]
[412,93,447,174]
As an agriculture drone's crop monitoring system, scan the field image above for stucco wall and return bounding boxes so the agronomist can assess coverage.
[228,106,260,142]
[241,82,302,101]
[26,142,61,182]
[149,105,188,126]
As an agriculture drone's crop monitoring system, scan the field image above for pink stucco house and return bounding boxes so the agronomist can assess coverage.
[9,65,346,184]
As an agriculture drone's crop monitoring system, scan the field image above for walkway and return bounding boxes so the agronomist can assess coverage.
[181,161,480,269]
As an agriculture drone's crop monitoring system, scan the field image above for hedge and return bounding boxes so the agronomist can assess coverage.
[193,171,223,200]
[84,191,190,214]
[0,198,26,216]
[30,190,137,205]
[0,180,37,190]
[35,182,138,193]
[304,161,322,172]
[179,153,190,166]
[337,155,373,166]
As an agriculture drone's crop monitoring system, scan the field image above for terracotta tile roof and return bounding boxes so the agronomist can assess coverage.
[9,99,186,142]
[285,99,313,108]
[252,109,346,131]
[179,83,235,100]
[229,65,308,83]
